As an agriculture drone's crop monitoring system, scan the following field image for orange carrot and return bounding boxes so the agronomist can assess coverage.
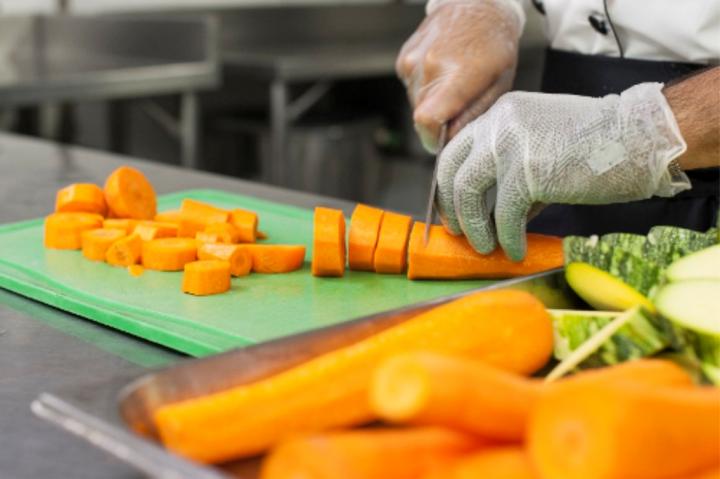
[528,379,720,479]
[683,468,720,479]
[230,209,258,243]
[182,260,231,296]
[154,210,183,225]
[55,183,107,215]
[81,228,126,261]
[204,222,241,244]
[177,199,230,237]
[153,289,552,463]
[371,352,541,441]
[195,232,220,244]
[407,223,563,280]
[198,243,252,277]
[128,264,145,277]
[348,204,384,271]
[142,238,198,271]
[246,244,306,274]
[133,222,178,241]
[371,355,693,442]
[423,447,537,479]
[103,166,157,219]
[44,212,104,250]
[374,211,412,274]
[106,233,143,266]
[312,207,346,277]
[103,218,139,234]
[261,427,483,479]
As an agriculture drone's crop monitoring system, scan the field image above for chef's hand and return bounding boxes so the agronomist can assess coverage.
[437,82,691,261]
[396,0,524,152]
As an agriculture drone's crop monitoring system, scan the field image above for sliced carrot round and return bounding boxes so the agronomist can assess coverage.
[104,166,157,220]
[106,233,143,266]
[204,222,241,244]
[142,238,198,271]
[182,260,231,296]
[55,183,107,216]
[311,207,346,277]
[44,212,104,250]
[81,228,126,261]
[198,243,252,277]
[247,244,306,274]
[103,218,139,234]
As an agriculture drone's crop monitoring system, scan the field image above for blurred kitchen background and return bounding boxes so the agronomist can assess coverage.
[0,0,546,216]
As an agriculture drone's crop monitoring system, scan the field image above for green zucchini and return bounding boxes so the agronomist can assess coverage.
[646,226,718,268]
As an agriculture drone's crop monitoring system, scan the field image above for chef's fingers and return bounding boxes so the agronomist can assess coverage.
[495,183,532,262]
[436,124,474,235]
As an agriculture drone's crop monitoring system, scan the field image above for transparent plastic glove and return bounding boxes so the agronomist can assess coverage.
[437,82,691,261]
[396,0,524,152]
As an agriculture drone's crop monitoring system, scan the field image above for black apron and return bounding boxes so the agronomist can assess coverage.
[527,48,719,236]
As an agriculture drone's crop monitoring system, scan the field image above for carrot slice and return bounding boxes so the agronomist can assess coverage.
[44,212,104,250]
[103,218,139,234]
[128,264,145,277]
[153,289,552,463]
[103,166,157,219]
[81,228,126,261]
[230,209,258,243]
[142,238,198,271]
[373,211,412,274]
[371,352,541,441]
[133,222,178,242]
[182,260,231,296]
[198,243,252,277]
[424,447,536,479]
[348,204,384,271]
[407,223,564,280]
[261,427,483,479]
[154,210,183,225]
[195,232,220,244]
[311,207,346,277]
[106,233,143,266]
[55,183,107,216]
[528,372,720,479]
[178,199,230,237]
[204,222,241,244]
[246,245,306,274]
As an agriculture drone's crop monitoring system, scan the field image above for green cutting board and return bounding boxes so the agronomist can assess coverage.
[0,190,490,356]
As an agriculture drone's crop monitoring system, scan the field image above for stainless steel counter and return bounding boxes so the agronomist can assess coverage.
[0,132,353,478]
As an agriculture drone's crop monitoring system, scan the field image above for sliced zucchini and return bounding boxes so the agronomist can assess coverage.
[655,280,720,336]
[665,245,720,282]
[565,262,655,312]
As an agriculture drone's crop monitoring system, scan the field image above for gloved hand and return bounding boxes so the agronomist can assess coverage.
[396,0,525,152]
[437,82,691,261]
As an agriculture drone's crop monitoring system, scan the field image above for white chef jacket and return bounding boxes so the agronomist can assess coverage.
[427,0,720,64]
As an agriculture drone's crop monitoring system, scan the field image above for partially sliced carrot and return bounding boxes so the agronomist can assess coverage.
[103,218,139,234]
[424,447,536,479]
[261,427,483,479]
[348,204,384,271]
[230,209,258,243]
[154,210,183,225]
[103,166,157,219]
[182,260,231,296]
[204,222,241,244]
[55,183,107,216]
[178,199,230,237]
[371,352,541,441]
[153,290,551,463]
[44,212,104,250]
[312,207,346,277]
[407,223,563,280]
[198,243,252,277]
[142,238,198,271]
[374,211,412,274]
[133,222,178,241]
[528,371,720,479]
[81,228,126,261]
[246,245,306,274]
[106,233,143,266]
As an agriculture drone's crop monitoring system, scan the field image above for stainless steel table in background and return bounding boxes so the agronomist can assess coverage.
[0,15,220,168]
[0,132,353,478]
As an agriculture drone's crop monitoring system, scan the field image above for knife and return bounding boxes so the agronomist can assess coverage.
[423,123,448,245]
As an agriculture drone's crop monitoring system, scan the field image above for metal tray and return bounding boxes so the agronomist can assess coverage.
[32,269,581,479]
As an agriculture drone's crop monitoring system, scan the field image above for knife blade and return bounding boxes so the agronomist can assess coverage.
[423,123,448,245]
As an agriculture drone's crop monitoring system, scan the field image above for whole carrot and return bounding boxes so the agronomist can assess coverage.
[528,380,720,479]
[422,447,538,479]
[261,427,483,479]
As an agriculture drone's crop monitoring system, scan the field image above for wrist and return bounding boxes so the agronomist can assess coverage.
[426,0,526,34]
